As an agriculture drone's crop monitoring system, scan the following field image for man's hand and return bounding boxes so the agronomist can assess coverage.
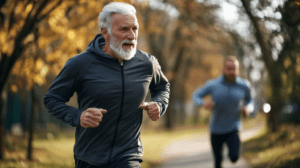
[203,100,214,110]
[80,108,107,128]
[140,102,160,121]
[241,107,250,118]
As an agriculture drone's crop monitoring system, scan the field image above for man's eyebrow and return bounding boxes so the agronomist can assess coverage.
[120,25,138,29]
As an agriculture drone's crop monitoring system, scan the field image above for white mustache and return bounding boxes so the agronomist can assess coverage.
[121,39,137,47]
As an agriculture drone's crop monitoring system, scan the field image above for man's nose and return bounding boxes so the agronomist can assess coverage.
[127,29,136,40]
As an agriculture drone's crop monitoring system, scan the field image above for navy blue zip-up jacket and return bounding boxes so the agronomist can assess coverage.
[43,34,170,166]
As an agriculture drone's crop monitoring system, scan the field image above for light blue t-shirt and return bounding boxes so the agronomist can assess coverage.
[193,75,253,134]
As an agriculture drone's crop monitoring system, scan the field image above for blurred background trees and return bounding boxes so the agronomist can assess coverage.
[0,0,299,161]
[239,0,300,132]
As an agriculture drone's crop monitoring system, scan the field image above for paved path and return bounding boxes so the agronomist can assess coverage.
[158,127,263,168]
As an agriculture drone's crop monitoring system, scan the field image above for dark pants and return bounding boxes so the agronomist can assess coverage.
[75,156,142,168]
[210,131,240,168]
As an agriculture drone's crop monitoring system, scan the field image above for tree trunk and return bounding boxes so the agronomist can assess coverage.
[164,46,186,129]
[240,0,283,132]
[267,70,283,132]
[165,81,175,130]
[0,95,4,160]
[178,86,186,125]
[27,87,35,160]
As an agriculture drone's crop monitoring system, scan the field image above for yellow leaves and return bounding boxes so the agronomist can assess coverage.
[13,2,32,18]
[284,57,291,69]
[25,4,33,15]
[40,66,49,77]
[34,75,45,86]
[11,60,22,76]
[88,1,97,8]
[23,33,35,45]
[75,38,85,49]
[38,33,60,49]
[2,43,9,54]
[79,0,88,4]
[53,25,67,34]
[204,54,224,78]
[14,2,24,15]
[54,8,65,18]
[67,30,76,40]
[212,68,221,78]
[77,6,86,15]
[296,57,300,74]
[88,21,96,29]
[0,30,14,56]
[48,8,68,34]
[35,58,49,80]
[11,57,49,87]
[132,0,150,7]
[0,31,6,43]
[38,36,48,49]
[0,28,17,55]
[10,85,18,93]
[36,59,44,71]
[10,28,17,37]
[48,16,57,27]
[46,50,63,62]
[49,14,68,34]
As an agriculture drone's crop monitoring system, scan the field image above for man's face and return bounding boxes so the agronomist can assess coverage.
[223,60,239,82]
[108,13,139,60]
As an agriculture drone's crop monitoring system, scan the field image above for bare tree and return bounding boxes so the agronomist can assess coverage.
[240,0,300,132]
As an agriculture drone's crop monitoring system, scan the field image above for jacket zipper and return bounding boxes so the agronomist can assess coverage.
[108,61,125,164]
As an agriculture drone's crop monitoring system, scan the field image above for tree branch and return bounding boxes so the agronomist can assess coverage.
[240,0,274,73]
[38,0,63,22]
[70,14,99,29]
[8,1,16,31]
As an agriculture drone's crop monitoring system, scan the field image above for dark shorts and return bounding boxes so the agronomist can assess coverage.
[74,156,142,168]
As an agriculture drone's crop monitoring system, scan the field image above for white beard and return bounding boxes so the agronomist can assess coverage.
[110,36,137,60]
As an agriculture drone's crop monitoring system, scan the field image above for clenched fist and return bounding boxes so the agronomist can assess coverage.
[203,100,215,110]
[80,108,107,128]
[140,102,161,121]
[240,107,250,118]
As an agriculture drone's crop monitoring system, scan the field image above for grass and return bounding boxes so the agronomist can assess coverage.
[0,135,75,168]
[243,123,300,168]
[0,113,270,168]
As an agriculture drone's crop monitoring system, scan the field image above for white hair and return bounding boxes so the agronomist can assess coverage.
[98,2,137,33]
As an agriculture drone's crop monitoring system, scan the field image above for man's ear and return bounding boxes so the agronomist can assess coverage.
[101,27,109,38]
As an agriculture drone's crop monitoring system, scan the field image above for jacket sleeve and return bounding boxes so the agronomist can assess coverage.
[149,56,170,117]
[192,81,212,106]
[43,58,82,127]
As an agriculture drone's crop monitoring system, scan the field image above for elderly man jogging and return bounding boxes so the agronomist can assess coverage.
[44,2,170,168]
